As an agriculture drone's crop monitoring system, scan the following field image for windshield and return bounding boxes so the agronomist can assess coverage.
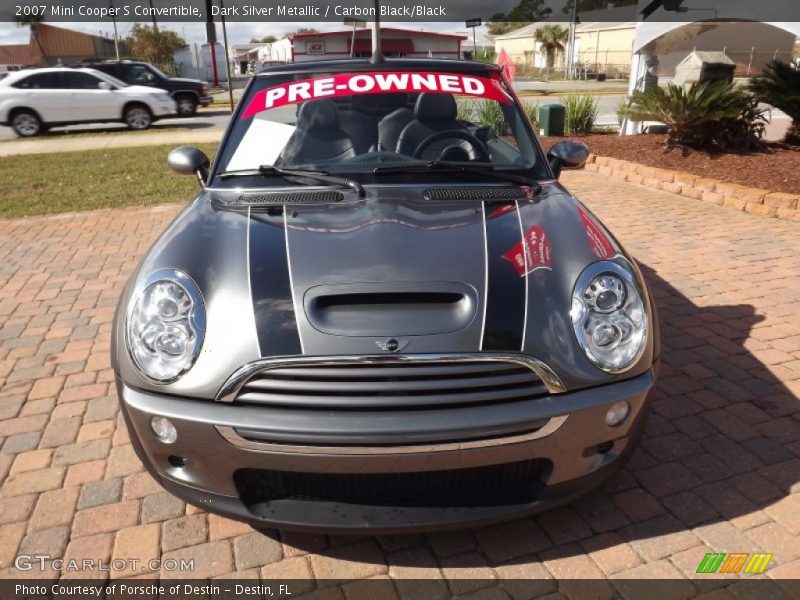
[214,68,547,184]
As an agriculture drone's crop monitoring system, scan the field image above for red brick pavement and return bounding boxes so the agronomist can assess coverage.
[1,172,799,595]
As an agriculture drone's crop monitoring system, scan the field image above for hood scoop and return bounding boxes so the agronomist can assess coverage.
[237,190,345,205]
[423,186,527,201]
[303,282,478,337]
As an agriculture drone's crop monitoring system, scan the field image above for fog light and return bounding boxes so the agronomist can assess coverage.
[151,416,177,443]
[605,401,630,427]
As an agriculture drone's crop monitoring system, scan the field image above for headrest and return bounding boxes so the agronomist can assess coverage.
[414,92,457,122]
[297,99,340,130]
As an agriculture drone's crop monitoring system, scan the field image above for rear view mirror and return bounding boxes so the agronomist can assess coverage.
[547,140,590,179]
[168,146,210,188]
[98,82,113,91]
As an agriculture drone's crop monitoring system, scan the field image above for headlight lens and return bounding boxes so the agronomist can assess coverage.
[157,93,173,102]
[571,261,648,373]
[126,269,205,383]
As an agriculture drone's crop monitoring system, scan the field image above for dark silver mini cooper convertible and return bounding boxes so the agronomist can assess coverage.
[112,58,660,532]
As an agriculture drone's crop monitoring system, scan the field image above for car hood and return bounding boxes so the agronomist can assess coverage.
[169,77,205,85]
[113,182,657,398]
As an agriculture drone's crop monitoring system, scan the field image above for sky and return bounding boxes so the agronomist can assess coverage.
[0,20,490,47]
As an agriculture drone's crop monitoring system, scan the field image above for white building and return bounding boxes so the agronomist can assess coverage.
[248,27,466,65]
[174,42,228,83]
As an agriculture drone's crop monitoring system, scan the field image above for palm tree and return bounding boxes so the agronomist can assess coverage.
[534,25,568,77]
[749,60,800,145]
[15,14,48,66]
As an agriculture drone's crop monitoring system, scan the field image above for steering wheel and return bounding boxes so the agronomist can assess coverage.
[412,130,490,162]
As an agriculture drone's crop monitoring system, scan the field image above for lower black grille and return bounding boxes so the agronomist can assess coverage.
[234,460,550,508]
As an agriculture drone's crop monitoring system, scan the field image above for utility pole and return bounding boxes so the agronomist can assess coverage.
[148,0,158,32]
[218,0,234,113]
[109,0,120,60]
[566,0,579,79]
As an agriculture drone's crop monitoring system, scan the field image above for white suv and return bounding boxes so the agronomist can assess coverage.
[0,67,176,137]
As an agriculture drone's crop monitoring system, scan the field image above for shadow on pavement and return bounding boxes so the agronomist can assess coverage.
[256,261,800,579]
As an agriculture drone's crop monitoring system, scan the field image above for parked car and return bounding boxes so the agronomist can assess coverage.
[79,60,212,116]
[113,58,660,533]
[0,67,176,137]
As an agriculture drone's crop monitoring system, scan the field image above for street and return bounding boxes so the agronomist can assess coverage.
[0,109,233,143]
[0,91,791,147]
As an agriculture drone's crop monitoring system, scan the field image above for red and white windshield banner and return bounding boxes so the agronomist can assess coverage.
[242,71,512,118]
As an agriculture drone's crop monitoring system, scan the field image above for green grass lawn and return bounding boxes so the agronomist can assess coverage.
[0,143,216,219]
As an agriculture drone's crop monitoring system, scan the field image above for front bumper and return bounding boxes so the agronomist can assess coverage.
[118,368,655,533]
[152,100,177,117]
[198,95,213,107]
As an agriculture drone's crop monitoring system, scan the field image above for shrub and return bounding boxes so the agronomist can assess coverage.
[563,94,599,134]
[522,100,540,129]
[621,80,767,151]
[616,97,630,126]
[475,100,508,136]
[749,60,800,145]
[456,99,476,123]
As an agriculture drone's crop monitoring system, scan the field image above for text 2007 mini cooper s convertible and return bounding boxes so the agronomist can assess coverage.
[112,58,660,532]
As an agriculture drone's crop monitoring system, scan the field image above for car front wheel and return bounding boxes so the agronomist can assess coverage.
[11,110,42,137]
[175,95,198,117]
[125,105,152,130]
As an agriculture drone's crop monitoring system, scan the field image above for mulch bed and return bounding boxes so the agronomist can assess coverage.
[541,133,800,195]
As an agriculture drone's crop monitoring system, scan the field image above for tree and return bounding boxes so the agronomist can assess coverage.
[487,0,551,36]
[749,60,800,145]
[534,24,568,72]
[15,14,48,66]
[487,18,527,36]
[561,0,637,14]
[505,0,553,21]
[125,24,186,70]
[292,28,318,35]
[250,35,277,43]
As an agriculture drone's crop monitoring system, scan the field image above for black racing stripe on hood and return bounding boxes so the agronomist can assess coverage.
[482,201,525,351]
[249,212,303,357]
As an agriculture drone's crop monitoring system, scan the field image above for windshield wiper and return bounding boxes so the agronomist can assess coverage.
[373,161,542,193]
[219,165,364,197]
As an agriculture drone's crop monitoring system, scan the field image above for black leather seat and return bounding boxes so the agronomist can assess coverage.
[279,99,357,165]
[338,96,382,155]
[396,93,468,159]
[376,94,413,152]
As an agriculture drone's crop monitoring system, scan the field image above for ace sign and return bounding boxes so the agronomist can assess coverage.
[307,41,325,55]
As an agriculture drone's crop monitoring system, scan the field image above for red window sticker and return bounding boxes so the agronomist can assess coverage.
[503,225,553,276]
[576,206,615,259]
[242,71,512,119]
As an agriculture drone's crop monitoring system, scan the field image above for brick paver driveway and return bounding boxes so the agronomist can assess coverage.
[1,171,799,594]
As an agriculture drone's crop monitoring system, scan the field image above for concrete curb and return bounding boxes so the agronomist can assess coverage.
[585,154,800,222]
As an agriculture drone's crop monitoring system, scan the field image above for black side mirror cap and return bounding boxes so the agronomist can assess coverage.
[168,146,210,188]
[547,140,590,179]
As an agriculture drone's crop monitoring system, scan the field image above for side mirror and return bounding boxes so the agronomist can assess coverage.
[547,140,590,179]
[168,146,210,187]
[98,81,113,91]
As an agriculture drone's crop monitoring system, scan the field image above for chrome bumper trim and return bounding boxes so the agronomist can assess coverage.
[215,415,569,455]
[215,352,566,403]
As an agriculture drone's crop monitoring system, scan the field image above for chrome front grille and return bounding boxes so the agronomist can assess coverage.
[230,359,550,410]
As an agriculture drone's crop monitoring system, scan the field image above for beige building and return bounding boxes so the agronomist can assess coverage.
[493,23,566,69]
[573,22,635,77]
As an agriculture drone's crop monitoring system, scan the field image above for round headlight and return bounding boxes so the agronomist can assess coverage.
[126,269,205,383]
[571,261,648,373]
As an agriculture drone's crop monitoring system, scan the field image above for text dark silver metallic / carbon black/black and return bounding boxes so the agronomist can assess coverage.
[112,58,660,533]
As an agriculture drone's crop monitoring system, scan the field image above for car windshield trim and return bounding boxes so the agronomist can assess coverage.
[219,165,365,197]
[373,161,542,191]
